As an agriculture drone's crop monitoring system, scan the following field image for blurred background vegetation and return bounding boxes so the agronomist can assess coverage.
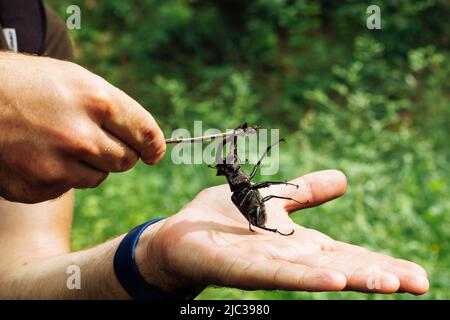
[47,0,449,299]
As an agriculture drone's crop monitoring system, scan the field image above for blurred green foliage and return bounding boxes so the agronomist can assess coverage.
[47,0,449,299]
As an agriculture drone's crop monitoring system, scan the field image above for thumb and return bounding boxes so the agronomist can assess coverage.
[266,169,347,213]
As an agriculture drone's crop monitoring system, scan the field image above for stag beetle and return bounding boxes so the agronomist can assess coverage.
[209,123,307,236]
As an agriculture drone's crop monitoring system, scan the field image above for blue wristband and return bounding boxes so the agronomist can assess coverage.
[113,218,200,300]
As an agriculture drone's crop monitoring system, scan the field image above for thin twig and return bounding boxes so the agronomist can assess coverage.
[165,127,258,144]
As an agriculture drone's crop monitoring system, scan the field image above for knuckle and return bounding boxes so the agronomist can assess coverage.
[74,141,98,157]
[60,125,99,157]
[117,152,138,171]
[85,83,114,119]
[58,122,99,157]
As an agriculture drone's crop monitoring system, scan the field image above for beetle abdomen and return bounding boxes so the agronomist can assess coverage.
[231,189,267,227]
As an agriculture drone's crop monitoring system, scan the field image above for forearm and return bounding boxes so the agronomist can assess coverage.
[0,236,130,299]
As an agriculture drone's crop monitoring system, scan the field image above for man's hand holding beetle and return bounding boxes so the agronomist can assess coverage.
[135,170,429,295]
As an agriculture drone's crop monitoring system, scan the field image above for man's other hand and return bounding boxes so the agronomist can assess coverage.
[0,52,166,203]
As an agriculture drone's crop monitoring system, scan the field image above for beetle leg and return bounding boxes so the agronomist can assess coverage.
[225,128,240,165]
[216,132,234,165]
[262,195,309,205]
[249,139,285,180]
[248,221,255,232]
[251,206,294,236]
[251,181,299,190]
[253,224,295,236]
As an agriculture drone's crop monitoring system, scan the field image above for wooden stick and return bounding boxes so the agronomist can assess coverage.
[165,127,258,144]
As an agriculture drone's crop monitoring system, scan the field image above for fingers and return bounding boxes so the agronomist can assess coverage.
[70,161,109,189]
[289,250,428,295]
[100,86,166,165]
[6,160,108,203]
[223,258,347,292]
[333,241,428,277]
[265,169,347,213]
[381,264,429,295]
[78,128,139,172]
[274,252,397,293]
[345,269,401,293]
[0,174,72,204]
[332,242,429,294]
[341,262,428,295]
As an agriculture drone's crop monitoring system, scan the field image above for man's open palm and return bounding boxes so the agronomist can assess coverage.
[142,170,429,295]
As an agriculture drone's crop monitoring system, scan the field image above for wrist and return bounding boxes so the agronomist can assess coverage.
[134,219,168,290]
[116,217,204,299]
[134,218,186,293]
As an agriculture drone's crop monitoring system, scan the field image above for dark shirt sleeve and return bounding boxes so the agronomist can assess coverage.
[42,4,73,61]
[0,2,73,61]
